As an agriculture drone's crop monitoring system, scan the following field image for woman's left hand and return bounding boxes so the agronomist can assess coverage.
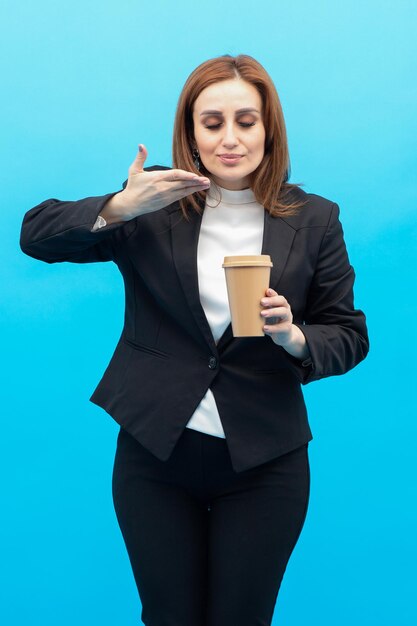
[260,288,294,346]
[260,288,310,361]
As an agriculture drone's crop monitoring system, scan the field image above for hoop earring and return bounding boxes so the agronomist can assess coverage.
[192,148,200,171]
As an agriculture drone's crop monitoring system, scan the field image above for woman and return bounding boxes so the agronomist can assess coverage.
[20,54,369,625]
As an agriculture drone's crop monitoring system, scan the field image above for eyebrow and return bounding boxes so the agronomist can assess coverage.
[199,107,260,116]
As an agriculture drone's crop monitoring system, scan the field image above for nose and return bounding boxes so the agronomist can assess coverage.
[221,121,239,148]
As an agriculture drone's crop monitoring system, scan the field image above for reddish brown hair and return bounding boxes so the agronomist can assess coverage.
[172,54,307,219]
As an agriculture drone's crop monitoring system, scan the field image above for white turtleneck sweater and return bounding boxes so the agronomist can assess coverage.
[185,182,265,438]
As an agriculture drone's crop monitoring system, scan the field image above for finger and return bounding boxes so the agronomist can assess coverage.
[171,176,210,190]
[128,143,148,175]
[164,178,210,193]
[261,306,289,319]
[162,169,210,184]
[182,176,210,186]
[169,183,211,202]
[260,295,288,308]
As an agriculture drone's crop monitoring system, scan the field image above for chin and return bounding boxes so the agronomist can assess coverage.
[216,169,253,184]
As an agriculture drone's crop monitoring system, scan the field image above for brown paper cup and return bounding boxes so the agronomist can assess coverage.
[222,255,273,337]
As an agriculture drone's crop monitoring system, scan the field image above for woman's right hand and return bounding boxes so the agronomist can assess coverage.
[100,144,210,224]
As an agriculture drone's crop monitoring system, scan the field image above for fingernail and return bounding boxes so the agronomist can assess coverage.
[138,144,143,152]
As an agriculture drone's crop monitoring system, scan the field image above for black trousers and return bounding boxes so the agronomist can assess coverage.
[112,425,310,626]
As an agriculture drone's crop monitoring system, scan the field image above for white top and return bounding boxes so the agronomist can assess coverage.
[185,182,265,438]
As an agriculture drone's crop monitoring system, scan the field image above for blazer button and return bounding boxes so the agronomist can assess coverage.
[208,356,218,370]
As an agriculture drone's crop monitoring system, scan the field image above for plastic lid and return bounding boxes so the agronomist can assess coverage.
[222,254,273,268]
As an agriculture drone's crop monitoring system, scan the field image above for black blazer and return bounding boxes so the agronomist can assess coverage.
[20,165,369,472]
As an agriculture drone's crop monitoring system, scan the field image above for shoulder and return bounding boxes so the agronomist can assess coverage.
[279,185,339,231]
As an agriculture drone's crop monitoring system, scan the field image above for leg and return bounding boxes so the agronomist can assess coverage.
[206,443,310,626]
[112,428,209,626]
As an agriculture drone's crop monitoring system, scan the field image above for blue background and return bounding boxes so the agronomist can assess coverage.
[1,1,416,624]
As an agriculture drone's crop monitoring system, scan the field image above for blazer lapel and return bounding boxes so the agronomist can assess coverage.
[261,211,296,290]
[170,198,297,355]
[170,204,218,354]
[216,210,296,352]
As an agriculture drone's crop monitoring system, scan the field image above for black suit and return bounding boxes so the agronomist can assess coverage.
[20,165,369,473]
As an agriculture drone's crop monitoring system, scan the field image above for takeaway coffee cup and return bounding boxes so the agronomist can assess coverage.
[222,255,273,337]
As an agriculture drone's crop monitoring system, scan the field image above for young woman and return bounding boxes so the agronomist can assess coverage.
[20,54,369,626]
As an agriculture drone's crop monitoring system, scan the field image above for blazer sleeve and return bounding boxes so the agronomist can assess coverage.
[19,182,130,264]
[288,202,369,384]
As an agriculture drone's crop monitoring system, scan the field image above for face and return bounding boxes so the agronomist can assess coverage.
[192,79,266,190]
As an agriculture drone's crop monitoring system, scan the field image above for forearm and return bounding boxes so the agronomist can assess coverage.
[298,321,369,379]
[20,191,124,263]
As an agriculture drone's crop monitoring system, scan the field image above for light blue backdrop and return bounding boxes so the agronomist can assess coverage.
[1,1,416,624]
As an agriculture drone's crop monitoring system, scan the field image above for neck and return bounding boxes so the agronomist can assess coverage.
[206,181,257,205]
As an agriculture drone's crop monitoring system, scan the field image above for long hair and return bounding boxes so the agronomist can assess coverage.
[172,54,307,219]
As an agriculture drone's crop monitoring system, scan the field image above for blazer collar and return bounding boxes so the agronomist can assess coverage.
[169,197,296,354]
[170,205,217,353]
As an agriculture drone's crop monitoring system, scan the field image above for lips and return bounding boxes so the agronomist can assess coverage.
[218,155,243,164]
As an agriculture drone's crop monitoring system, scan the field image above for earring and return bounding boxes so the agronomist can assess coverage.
[192,148,200,171]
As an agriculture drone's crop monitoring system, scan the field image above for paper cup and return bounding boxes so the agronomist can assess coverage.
[222,255,273,337]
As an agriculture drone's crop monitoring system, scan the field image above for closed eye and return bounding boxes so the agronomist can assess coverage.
[205,122,256,130]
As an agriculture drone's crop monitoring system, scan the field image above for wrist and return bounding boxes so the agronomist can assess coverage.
[278,324,310,361]
[100,191,134,224]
